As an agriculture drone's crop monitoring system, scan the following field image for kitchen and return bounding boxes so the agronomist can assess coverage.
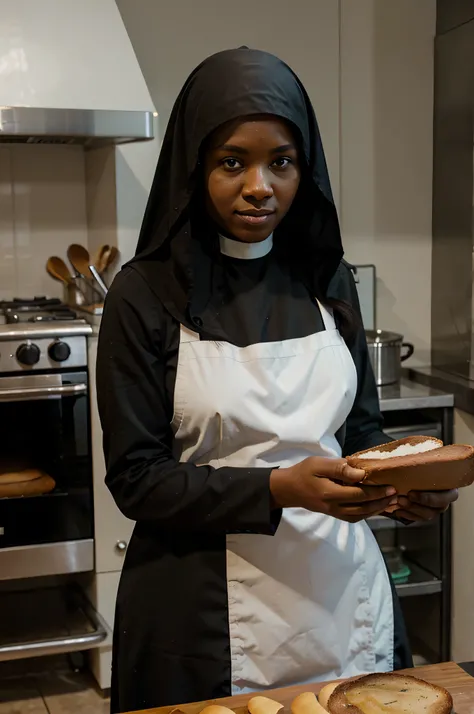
[0,0,473,712]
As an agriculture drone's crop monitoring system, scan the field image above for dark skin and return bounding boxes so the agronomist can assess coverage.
[204,115,458,523]
[204,115,300,243]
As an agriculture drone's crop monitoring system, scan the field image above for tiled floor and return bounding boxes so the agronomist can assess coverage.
[0,657,109,714]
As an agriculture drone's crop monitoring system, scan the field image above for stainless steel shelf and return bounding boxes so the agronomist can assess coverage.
[0,584,109,661]
[395,562,443,598]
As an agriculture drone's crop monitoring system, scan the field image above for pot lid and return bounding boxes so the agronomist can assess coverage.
[365,329,404,344]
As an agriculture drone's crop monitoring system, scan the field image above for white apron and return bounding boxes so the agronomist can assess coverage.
[171,302,393,694]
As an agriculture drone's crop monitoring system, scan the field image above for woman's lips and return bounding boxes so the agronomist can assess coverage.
[234,212,275,225]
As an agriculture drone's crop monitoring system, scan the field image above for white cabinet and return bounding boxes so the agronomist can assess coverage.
[88,334,133,689]
[87,571,121,690]
[88,334,134,575]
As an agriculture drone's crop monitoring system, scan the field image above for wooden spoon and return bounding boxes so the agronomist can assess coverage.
[67,244,94,280]
[67,243,106,298]
[99,245,119,274]
[93,244,110,273]
[46,256,87,302]
[46,256,74,285]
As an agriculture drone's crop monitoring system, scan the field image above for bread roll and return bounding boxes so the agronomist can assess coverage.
[248,696,283,714]
[318,683,340,711]
[291,692,328,714]
[0,474,56,498]
[0,469,45,484]
[200,706,236,714]
[327,673,453,714]
[347,436,474,494]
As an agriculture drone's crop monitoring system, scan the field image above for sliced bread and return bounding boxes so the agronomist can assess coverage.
[327,673,453,714]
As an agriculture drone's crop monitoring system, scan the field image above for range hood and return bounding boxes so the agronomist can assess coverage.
[0,0,156,146]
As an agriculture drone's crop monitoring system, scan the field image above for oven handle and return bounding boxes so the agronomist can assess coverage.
[0,383,88,402]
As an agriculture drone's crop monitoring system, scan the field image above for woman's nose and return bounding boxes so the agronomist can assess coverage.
[242,167,274,201]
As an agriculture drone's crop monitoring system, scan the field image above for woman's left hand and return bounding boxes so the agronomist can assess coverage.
[394,489,459,522]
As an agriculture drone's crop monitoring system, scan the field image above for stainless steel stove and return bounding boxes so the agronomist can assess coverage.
[0,296,94,579]
[0,298,107,663]
[0,297,91,372]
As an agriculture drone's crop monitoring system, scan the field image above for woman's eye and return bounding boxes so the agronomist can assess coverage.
[221,158,242,170]
[272,157,292,169]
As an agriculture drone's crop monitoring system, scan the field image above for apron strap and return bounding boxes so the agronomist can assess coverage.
[180,325,201,343]
[316,300,336,331]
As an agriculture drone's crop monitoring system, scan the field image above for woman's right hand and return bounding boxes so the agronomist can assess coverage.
[270,457,397,523]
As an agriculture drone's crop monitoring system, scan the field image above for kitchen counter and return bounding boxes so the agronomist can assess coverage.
[128,661,474,714]
[408,366,474,416]
[378,378,454,412]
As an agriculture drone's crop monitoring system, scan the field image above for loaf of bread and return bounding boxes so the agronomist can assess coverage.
[326,673,453,714]
[0,470,56,498]
[347,435,474,494]
[0,468,45,484]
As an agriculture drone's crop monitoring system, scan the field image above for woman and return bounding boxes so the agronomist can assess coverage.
[97,48,457,713]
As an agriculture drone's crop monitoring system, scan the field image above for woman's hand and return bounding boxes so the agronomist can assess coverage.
[270,457,398,523]
[394,489,459,522]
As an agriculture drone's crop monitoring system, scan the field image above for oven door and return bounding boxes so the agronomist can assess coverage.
[0,372,93,579]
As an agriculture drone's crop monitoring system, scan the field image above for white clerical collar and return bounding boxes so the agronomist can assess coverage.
[219,233,273,260]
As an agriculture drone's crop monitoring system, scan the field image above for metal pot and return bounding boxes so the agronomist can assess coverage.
[365,329,414,386]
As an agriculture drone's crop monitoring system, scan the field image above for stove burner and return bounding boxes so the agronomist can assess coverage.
[28,312,77,323]
[0,297,77,324]
[0,297,63,310]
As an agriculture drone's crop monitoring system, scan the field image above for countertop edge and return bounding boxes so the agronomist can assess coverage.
[407,367,474,415]
[378,377,454,411]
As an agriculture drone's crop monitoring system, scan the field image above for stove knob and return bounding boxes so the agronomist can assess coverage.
[16,343,40,366]
[48,340,71,363]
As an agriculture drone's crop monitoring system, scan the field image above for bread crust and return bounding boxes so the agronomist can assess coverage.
[347,436,474,494]
[0,469,45,484]
[0,473,56,498]
[327,673,453,714]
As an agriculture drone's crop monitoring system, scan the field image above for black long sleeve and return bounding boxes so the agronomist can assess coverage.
[327,262,391,457]
[331,263,411,523]
[96,267,275,532]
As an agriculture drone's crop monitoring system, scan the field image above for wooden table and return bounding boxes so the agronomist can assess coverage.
[129,662,474,714]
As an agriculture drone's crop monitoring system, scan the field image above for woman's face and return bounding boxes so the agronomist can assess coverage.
[203,116,301,243]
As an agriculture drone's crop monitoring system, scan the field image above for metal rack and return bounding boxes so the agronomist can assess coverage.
[0,583,109,661]
[371,399,453,664]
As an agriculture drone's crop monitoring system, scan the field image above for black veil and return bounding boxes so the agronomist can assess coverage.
[129,47,344,333]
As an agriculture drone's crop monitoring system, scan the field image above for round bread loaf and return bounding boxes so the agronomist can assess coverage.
[327,673,453,714]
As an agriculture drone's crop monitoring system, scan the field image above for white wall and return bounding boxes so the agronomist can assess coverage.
[0,137,159,300]
[117,0,436,366]
[0,145,88,301]
[341,0,435,366]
